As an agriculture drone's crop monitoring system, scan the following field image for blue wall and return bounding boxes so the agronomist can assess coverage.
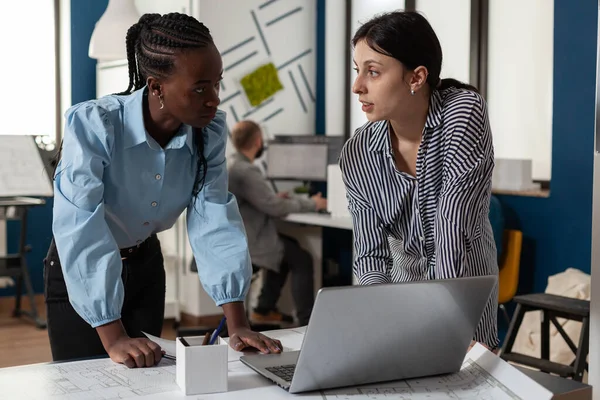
[0,0,108,297]
[315,0,326,135]
[71,1,109,105]
[497,0,598,295]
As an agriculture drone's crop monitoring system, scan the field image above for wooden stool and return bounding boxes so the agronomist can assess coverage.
[500,293,589,382]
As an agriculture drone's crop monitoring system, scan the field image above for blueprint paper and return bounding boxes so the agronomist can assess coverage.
[0,357,178,400]
[317,344,554,400]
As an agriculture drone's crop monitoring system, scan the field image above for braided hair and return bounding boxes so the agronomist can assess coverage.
[120,12,215,198]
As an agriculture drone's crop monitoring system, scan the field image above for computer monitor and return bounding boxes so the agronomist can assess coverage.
[266,142,329,181]
[271,135,345,166]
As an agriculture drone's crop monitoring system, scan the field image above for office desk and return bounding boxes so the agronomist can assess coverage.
[283,213,353,230]
[0,326,591,399]
[262,214,354,315]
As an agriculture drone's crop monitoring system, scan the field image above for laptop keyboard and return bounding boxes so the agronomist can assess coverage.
[266,364,296,382]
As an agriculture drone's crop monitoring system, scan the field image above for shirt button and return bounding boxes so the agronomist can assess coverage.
[143,222,149,226]
[151,201,158,207]
[155,174,162,180]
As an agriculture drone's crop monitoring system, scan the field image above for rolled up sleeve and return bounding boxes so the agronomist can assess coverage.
[52,104,123,328]
[187,111,252,305]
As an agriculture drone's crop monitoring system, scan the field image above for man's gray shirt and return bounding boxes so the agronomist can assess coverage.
[227,152,315,272]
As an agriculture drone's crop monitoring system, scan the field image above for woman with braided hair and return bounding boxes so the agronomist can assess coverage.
[45,13,282,367]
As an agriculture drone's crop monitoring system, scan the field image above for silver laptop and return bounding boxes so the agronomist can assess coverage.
[240,275,497,394]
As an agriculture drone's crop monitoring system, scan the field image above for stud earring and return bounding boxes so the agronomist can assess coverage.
[410,89,415,96]
[159,94,165,110]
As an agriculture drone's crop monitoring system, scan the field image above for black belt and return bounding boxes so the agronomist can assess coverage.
[120,235,155,259]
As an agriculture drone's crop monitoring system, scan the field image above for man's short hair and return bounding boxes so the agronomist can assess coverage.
[231,120,262,151]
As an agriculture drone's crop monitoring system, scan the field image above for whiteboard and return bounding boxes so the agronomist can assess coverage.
[0,135,54,197]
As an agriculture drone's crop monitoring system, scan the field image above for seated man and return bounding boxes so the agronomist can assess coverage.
[228,120,327,326]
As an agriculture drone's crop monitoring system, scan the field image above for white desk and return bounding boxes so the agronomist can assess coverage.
[0,327,591,399]
[282,213,353,230]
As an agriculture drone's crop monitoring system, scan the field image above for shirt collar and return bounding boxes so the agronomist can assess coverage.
[425,89,443,128]
[367,121,391,153]
[122,86,195,154]
[368,90,444,153]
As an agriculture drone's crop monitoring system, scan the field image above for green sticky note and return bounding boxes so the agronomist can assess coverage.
[240,63,283,107]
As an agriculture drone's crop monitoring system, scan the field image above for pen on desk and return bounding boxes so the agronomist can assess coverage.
[209,316,227,345]
[201,331,211,346]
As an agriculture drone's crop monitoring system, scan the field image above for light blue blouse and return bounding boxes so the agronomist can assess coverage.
[52,87,251,328]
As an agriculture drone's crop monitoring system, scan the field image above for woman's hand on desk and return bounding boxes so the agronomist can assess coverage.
[221,302,282,354]
[228,326,283,354]
[107,337,163,368]
[97,320,163,368]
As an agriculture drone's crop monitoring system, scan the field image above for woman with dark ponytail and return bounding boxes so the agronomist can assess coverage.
[46,13,282,367]
[339,11,499,351]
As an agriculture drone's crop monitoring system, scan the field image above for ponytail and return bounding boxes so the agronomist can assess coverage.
[436,78,479,93]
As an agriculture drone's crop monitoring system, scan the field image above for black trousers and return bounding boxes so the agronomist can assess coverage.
[256,235,314,325]
[44,234,166,362]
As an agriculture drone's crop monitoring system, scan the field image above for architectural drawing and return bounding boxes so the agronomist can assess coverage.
[320,360,522,400]
[0,358,178,400]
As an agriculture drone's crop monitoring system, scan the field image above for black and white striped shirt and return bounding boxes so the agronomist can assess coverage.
[339,87,499,348]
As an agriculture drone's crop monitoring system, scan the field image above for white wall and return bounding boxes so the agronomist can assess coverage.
[325,0,347,137]
[487,0,554,181]
[134,0,189,15]
[416,0,471,84]
[197,0,316,140]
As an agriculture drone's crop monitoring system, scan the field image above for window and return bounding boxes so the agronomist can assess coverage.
[0,1,59,148]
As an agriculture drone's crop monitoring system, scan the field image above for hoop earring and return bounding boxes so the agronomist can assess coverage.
[159,94,165,110]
